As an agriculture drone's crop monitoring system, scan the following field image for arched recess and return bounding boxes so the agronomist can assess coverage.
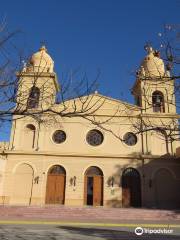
[24,124,36,149]
[12,163,34,205]
[154,168,180,209]
[122,168,141,208]
[84,166,103,206]
[45,165,66,204]
[152,91,165,113]
[27,86,40,109]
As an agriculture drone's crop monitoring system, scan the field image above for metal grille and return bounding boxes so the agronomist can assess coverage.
[86,129,104,146]
[85,166,103,176]
[49,165,66,175]
[123,132,137,146]
[52,130,66,144]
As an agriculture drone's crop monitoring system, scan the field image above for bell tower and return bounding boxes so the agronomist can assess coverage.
[132,46,176,114]
[16,46,60,112]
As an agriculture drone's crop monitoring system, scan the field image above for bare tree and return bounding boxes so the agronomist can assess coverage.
[0,25,122,145]
[0,22,179,155]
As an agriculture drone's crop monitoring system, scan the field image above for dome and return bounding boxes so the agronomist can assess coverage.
[139,46,165,78]
[29,46,54,73]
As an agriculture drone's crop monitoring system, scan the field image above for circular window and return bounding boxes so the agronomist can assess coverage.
[52,130,66,144]
[123,132,137,146]
[86,129,104,146]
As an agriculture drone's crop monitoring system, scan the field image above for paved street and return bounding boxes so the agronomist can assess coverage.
[0,206,180,239]
[0,224,180,240]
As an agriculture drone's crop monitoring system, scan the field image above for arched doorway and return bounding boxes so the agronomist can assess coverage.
[45,165,66,204]
[155,168,180,209]
[84,166,103,206]
[122,168,141,208]
[12,163,34,205]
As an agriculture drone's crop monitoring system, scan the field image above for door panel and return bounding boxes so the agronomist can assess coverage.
[87,177,93,205]
[46,174,65,204]
[46,175,56,204]
[131,176,141,207]
[55,175,65,204]
[122,169,141,208]
[93,176,103,206]
[122,188,131,207]
[84,176,87,205]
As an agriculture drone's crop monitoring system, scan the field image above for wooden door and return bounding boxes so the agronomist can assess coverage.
[131,176,141,207]
[55,175,65,204]
[93,176,103,206]
[46,175,56,204]
[84,176,87,205]
[122,188,131,207]
[84,176,94,205]
[122,169,141,208]
[46,174,65,204]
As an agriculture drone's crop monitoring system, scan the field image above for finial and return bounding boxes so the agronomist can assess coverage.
[144,43,153,54]
[39,45,47,52]
[22,60,27,72]
[154,50,160,58]
[22,60,27,68]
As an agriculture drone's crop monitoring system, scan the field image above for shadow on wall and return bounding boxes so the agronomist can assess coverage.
[106,158,136,208]
[106,198,122,208]
[106,153,180,210]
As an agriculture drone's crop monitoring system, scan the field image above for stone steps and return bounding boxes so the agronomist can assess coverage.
[0,205,179,221]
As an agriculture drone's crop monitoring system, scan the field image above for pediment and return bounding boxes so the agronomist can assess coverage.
[54,93,141,117]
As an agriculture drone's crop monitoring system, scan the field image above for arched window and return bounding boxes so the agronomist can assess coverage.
[152,91,165,113]
[85,166,103,176]
[26,124,36,131]
[24,124,36,149]
[49,165,66,175]
[27,87,40,109]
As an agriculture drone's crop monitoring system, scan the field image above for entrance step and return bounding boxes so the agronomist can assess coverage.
[0,205,179,221]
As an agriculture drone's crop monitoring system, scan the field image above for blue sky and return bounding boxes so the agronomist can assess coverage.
[0,0,179,140]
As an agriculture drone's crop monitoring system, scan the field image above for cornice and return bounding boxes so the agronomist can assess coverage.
[0,150,176,160]
[141,113,179,118]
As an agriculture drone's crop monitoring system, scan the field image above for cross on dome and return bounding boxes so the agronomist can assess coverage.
[138,45,165,78]
[29,45,54,73]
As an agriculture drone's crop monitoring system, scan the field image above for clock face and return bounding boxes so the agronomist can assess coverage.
[123,132,137,146]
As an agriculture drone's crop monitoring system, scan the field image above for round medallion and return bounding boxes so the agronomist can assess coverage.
[52,130,66,144]
[123,132,137,146]
[86,129,104,146]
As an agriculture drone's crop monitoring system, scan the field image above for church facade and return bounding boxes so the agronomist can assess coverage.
[0,46,180,209]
